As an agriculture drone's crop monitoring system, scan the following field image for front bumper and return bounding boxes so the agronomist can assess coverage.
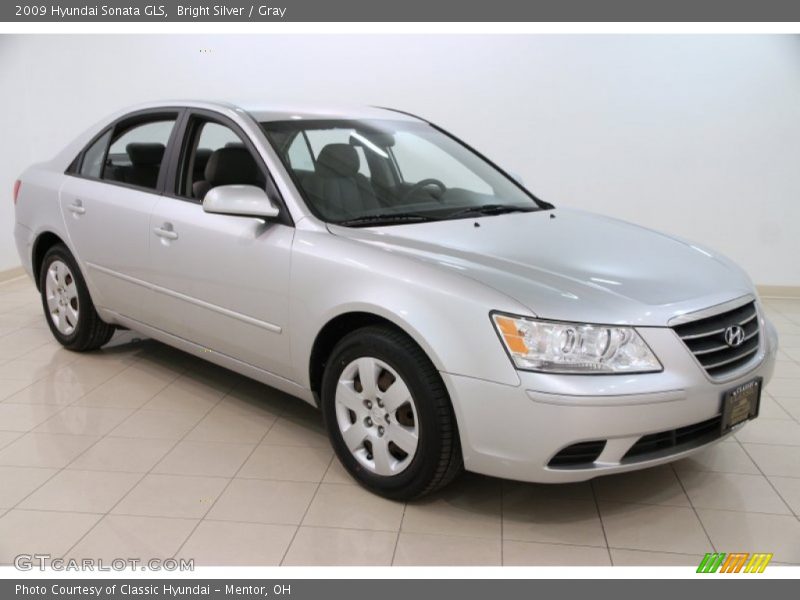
[444,313,778,483]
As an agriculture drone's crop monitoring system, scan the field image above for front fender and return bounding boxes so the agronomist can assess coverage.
[289,230,529,388]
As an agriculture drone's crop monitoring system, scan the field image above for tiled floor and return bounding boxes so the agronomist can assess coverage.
[0,275,799,566]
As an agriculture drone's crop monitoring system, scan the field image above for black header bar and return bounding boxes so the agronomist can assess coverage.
[5,0,800,22]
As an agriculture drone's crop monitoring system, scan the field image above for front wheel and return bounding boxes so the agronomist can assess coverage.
[39,244,115,351]
[320,325,462,500]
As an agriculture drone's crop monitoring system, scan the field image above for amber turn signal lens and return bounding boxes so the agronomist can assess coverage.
[494,315,529,354]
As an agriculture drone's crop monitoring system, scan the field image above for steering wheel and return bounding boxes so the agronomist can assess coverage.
[401,178,447,203]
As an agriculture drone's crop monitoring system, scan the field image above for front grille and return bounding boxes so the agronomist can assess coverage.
[672,301,760,379]
[622,416,722,463]
[548,440,606,468]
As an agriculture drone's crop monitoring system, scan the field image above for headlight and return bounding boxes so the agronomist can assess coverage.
[492,313,662,374]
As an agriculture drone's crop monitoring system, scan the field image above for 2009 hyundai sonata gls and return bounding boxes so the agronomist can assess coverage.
[13,101,778,499]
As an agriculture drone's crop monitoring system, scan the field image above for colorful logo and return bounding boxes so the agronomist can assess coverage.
[697,552,773,573]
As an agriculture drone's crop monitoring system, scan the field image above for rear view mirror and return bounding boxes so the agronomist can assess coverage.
[202,185,280,219]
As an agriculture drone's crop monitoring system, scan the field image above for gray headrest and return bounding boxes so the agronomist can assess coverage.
[205,147,261,186]
[317,144,359,177]
[126,143,165,166]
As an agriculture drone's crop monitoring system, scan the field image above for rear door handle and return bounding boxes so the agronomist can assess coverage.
[153,224,179,240]
[68,200,85,215]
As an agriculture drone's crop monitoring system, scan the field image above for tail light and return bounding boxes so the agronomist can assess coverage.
[13,180,21,205]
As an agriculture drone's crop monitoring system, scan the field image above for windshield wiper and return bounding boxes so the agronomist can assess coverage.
[336,212,437,227]
[445,204,538,220]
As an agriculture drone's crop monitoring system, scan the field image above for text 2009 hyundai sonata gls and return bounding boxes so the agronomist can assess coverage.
[13,101,778,499]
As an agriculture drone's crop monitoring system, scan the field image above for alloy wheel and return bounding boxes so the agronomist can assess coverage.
[45,259,80,335]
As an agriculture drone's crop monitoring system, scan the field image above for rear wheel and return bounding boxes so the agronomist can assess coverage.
[320,325,462,500]
[39,244,115,351]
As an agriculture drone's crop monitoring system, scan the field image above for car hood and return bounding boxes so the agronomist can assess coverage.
[328,208,755,326]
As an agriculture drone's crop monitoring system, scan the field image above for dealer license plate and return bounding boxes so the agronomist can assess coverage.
[721,378,761,433]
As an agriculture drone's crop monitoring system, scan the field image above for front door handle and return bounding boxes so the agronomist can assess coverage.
[153,224,179,240]
[68,200,85,215]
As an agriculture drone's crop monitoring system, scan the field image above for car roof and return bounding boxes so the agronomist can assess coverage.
[243,104,423,123]
[107,100,424,123]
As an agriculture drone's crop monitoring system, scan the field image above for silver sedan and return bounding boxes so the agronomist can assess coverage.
[12,101,778,499]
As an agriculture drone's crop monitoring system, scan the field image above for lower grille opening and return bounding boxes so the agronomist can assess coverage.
[622,416,722,463]
[548,440,606,468]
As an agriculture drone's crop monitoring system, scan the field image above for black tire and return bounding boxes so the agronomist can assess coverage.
[38,244,115,351]
[320,325,463,500]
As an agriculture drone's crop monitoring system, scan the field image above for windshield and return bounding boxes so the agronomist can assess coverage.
[261,118,549,226]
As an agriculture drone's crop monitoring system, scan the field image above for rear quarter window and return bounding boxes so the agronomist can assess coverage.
[79,130,112,178]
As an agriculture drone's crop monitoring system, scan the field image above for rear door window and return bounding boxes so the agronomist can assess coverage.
[102,119,176,191]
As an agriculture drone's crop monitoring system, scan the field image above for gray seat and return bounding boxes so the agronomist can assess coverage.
[193,146,263,200]
[300,144,381,220]
[192,148,213,184]
[107,143,165,189]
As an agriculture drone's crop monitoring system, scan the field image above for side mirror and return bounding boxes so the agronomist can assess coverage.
[202,185,279,219]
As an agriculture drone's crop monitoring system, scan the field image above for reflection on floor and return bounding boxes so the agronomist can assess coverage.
[0,276,799,566]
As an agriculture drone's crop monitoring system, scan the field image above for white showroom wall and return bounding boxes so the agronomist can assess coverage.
[0,35,798,286]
